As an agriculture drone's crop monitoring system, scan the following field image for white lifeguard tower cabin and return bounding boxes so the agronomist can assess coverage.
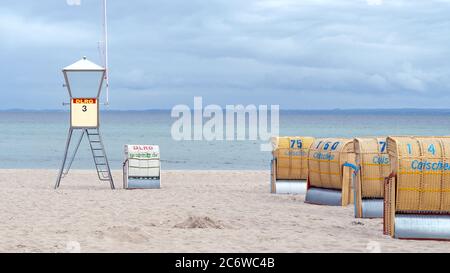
[55,57,115,190]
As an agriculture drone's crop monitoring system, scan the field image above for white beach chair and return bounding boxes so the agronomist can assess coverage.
[123,145,161,189]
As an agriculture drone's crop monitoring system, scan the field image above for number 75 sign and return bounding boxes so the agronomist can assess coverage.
[71,98,99,128]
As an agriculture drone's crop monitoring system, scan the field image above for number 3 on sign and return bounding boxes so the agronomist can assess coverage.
[71,98,98,128]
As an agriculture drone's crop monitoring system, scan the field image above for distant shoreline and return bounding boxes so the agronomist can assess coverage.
[2,108,450,114]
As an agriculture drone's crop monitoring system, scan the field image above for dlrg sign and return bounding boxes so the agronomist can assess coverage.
[71,98,99,128]
[73,98,97,104]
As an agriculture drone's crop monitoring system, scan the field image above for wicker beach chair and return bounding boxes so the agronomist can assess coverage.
[353,138,390,218]
[384,136,450,240]
[305,138,355,206]
[271,137,315,194]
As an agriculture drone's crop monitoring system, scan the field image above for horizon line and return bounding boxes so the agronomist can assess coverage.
[2,108,450,112]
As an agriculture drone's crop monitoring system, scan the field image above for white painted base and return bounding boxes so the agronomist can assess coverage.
[125,178,161,189]
[273,180,307,195]
[361,199,384,218]
[305,187,342,206]
[395,214,450,240]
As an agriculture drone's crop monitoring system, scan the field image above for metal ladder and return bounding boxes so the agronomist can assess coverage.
[55,128,115,190]
[86,128,115,189]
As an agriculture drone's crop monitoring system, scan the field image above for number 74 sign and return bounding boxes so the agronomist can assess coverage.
[71,98,99,128]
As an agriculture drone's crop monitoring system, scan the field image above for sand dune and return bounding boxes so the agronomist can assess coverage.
[0,169,449,253]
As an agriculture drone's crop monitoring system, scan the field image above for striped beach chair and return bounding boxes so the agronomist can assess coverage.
[384,136,450,240]
[271,137,315,194]
[305,138,355,206]
[353,138,390,218]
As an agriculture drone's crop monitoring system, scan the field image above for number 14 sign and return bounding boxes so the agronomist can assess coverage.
[71,98,99,128]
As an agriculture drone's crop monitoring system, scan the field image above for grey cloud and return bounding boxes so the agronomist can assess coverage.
[1,0,450,109]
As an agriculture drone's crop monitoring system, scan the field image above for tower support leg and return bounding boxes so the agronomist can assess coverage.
[55,128,74,189]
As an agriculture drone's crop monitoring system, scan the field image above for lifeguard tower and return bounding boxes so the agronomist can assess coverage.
[55,57,115,190]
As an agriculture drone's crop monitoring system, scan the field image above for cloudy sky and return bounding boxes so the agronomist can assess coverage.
[1,0,450,110]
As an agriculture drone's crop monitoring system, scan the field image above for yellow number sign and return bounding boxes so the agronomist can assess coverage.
[71,98,99,128]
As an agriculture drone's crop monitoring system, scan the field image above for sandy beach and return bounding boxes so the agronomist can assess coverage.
[0,169,449,253]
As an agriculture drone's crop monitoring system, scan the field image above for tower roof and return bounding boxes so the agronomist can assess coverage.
[63,56,105,72]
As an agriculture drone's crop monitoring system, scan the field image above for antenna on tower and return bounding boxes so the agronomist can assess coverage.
[67,0,110,105]
[101,0,110,106]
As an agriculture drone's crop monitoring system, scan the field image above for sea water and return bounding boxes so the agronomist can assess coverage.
[1,110,450,170]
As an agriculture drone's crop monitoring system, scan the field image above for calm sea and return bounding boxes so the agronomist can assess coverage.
[1,110,450,170]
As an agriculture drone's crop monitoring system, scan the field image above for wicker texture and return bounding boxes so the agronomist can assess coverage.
[384,174,396,236]
[308,138,355,190]
[272,137,315,180]
[387,136,450,214]
[355,138,390,199]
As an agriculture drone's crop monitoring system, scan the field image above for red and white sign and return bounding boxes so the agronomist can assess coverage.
[72,98,97,104]
[71,97,98,128]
